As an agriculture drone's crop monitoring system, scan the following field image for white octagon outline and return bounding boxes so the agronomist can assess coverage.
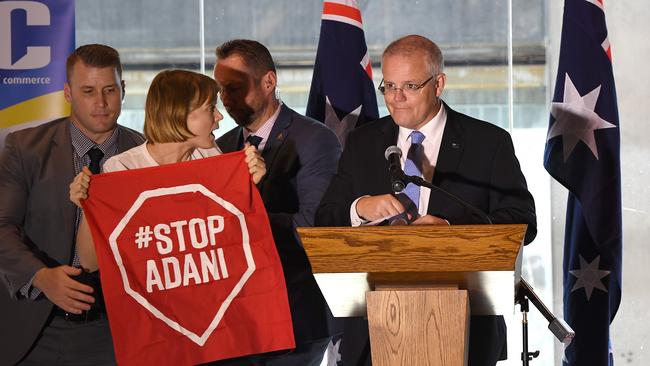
[108,183,256,346]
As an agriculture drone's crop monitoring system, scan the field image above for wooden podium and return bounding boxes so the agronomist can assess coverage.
[297,224,526,366]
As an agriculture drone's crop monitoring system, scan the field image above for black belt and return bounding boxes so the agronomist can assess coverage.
[52,270,107,323]
[52,306,107,322]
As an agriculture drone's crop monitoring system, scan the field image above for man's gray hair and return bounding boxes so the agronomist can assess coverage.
[382,35,444,75]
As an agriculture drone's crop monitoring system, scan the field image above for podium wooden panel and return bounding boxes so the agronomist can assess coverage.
[367,289,469,366]
[297,224,526,366]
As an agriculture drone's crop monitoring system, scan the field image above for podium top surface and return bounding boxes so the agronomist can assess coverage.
[298,224,526,274]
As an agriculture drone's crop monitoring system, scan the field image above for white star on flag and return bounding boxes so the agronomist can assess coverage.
[548,73,616,161]
[570,255,610,301]
[324,95,361,148]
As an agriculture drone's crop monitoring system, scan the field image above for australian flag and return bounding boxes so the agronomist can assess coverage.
[306,0,379,148]
[308,2,377,365]
[544,1,622,365]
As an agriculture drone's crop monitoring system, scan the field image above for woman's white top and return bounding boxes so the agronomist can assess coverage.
[103,142,222,172]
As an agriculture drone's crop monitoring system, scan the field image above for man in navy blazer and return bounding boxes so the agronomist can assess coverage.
[214,39,341,366]
[316,35,536,366]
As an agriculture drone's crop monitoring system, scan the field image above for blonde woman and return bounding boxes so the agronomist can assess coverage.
[70,69,266,274]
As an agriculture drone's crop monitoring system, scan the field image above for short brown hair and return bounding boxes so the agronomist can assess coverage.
[144,69,219,143]
[215,39,276,78]
[66,44,122,81]
[383,35,444,75]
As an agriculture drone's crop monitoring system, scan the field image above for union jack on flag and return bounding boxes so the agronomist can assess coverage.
[544,1,622,365]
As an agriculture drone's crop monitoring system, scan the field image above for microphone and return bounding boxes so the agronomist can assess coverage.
[384,146,406,193]
[384,146,492,224]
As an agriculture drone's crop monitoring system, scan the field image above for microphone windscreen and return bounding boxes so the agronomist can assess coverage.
[384,145,402,160]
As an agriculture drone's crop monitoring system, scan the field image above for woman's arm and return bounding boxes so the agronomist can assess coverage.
[69,166,99,271]
[76,215,98,271]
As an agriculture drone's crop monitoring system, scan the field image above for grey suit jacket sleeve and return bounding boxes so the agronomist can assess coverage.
[0,133,46,298]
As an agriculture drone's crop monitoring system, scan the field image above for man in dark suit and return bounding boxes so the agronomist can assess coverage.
[213,39,342,365]
[0,44,144,365]
[316,35,537,366]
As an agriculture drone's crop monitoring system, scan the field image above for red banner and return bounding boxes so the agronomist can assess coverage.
[82,151,294,365]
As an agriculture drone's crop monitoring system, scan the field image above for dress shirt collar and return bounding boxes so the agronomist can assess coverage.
[69,120,120,158]
[397,103,447,147]
[242,100,283,151]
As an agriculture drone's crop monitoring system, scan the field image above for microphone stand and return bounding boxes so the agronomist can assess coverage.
[518,292,539,365]
[400,174,493,224]
[399,173,575,364]
[516,278,575,365]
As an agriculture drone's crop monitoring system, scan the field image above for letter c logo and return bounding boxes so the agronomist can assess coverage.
[0,1,51,70]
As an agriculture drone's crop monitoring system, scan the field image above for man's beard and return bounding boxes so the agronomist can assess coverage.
[226,105,256,128]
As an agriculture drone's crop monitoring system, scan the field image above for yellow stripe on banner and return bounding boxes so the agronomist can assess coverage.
[0,91,71,129]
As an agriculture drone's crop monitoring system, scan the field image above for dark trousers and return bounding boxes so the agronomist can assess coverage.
[18,314,115,366]
[206,337,330,366]
[468,315,508,366]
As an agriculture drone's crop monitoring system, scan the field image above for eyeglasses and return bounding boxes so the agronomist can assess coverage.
[378,75,437,95]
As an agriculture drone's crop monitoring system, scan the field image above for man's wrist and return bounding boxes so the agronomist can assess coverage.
[350,196,370,227]
[19,266,46,299]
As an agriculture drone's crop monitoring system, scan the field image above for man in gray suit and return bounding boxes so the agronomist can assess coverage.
[0,44,144,365]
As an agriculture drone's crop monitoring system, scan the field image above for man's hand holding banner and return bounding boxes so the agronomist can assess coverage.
[81,151,294,365]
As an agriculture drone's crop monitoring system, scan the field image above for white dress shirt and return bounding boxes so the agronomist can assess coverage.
[350,104,448,226]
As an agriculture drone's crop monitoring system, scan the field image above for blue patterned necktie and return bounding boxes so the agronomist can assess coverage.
[402,131,425,210]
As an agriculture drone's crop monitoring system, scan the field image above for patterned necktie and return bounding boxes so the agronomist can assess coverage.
[87,147,104,174]
[246,135,263,149]
[402,131,425,210]
[71,147,104,268]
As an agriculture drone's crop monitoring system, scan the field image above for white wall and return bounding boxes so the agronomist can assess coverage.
[608,2,650,364]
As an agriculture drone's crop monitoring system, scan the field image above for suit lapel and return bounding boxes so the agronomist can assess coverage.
[377,117,400,193]
[259,105,291,190]
[217,126,244,153]
[381,116,400,153]
[52,120,77,261]
[429,104,465,209]
[116,126,143,153]
[434,105,465,182]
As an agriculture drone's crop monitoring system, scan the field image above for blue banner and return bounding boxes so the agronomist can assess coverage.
[306,0,378,147]
[0,0,75,143]
[544,1,622,365]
